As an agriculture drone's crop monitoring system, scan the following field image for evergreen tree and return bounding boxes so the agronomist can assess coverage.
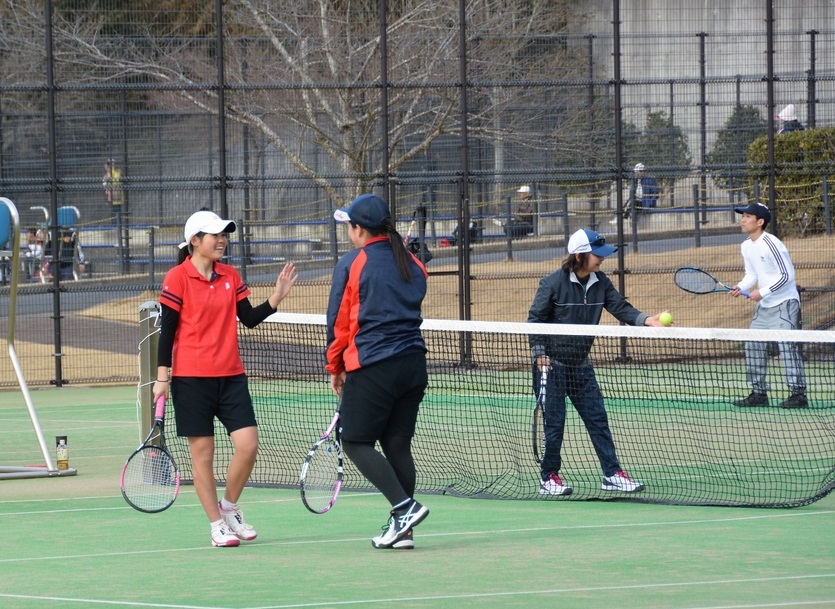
[706,105,768,194]
[633,110,691,199]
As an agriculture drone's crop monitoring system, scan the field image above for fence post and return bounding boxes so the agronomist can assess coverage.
[693,183,702,247]
[237,217,248,283]
[148,226,156,285]
[504,195,514,261]
[138,301,160,440]
[823,175,831,236]
[562,191,570,245]
[329,201,339,265]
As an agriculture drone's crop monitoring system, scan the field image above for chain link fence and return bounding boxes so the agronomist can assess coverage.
[1,1,833,387]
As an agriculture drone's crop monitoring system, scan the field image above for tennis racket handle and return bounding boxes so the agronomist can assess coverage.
[154,395,166,419]
[738,288,750,298]
[323,411,340,438]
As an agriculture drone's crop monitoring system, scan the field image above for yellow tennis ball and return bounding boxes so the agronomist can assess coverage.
[659,312,673,326]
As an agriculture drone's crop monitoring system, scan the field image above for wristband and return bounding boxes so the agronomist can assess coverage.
[156,379,170,383]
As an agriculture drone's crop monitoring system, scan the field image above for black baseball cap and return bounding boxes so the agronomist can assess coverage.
[734,202,771,224]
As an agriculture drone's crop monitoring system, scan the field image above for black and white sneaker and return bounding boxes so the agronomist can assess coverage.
[733,392,769,407]
[391,529,414,550]
[779,392,808,409]
[602,470,645,493]
[371,500,429,549]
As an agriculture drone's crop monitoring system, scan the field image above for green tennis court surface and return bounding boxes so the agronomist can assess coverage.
[1,385,834,608]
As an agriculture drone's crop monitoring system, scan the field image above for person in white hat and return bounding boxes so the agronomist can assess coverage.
[506,185,535,239]
[611,164,659,223]
[633,163,659,211]
[776,104,804,134]
[527,229,667,497]
[153,210,298,547]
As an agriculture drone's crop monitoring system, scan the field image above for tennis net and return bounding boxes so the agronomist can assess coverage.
[164,313,835,507]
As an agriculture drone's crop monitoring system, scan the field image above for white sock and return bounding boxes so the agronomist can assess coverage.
[220,498,238,511]
[211,519,224,528]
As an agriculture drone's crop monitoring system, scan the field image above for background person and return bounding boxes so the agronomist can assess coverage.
[103,160,123,208]
[611,163,659,223]
[23,227,43,281]
[776,104,804,134]
[505,185,535,239]
[326,193,430,550]
[632,163,659,212]
[53,229,83,281]
[528,228,666,496]
[731,202,807,409]
[153,210,298,547]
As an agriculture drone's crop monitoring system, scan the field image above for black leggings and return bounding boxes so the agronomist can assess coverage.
[342,434,416,506]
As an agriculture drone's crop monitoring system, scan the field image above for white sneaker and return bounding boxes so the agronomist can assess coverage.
[211,521,240,547]
[602,470,645,493]
[219,502,258,541]
[539,472,573,496]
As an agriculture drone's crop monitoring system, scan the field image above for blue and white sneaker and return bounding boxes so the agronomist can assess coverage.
[371,500,428,549]
[391,529,414,550]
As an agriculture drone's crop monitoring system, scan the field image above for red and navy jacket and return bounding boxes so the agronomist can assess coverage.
[325,236,427,375]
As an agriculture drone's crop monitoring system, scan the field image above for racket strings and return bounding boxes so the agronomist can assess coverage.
[301,439,341,513]
[122,447,178,512]
[675,269,716,293]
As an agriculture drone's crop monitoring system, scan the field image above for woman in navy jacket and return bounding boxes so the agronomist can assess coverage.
[528,229,664,497]
[326,194,430,550]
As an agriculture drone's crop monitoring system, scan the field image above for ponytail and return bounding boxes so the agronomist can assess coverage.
[363,218,412,282]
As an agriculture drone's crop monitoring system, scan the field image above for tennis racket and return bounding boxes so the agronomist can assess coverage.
[531,367,547,464]
[121,395,180,513]
[674,267,749,298]
[299,405,343,514]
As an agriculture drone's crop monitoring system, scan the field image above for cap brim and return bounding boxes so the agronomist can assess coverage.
[591,244,617,257]
[202,219,236,234]
[333,209,351,223]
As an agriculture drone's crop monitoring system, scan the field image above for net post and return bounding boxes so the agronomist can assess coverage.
[139,301,161,439]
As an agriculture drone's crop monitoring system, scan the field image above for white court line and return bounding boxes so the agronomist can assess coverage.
[0,494,302,517]
[2,508,832,564]
[1,574,833,609]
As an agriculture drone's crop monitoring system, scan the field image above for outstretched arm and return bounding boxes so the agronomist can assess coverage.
[268,262,298,310]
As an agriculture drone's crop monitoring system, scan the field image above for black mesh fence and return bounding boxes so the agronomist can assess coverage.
[1,1,834,387]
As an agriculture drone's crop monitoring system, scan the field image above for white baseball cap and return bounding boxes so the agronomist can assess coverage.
[517,185,531,194]
[180,210,236,250]
[634,163,645,172]
[776,104,797,121]
[567,229,617,257]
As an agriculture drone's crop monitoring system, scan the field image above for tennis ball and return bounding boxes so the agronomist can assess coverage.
[659,312,673,327]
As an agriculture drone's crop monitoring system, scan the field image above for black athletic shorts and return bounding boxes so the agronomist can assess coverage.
[170,374,257,437]
[339,351,428,443]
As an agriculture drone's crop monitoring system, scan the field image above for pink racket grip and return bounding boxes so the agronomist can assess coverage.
[154,395,166,420]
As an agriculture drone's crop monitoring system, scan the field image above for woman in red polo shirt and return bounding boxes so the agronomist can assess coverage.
[152,210,297,548]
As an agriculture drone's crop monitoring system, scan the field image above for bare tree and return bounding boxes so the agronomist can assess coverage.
[3,0,585,209]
